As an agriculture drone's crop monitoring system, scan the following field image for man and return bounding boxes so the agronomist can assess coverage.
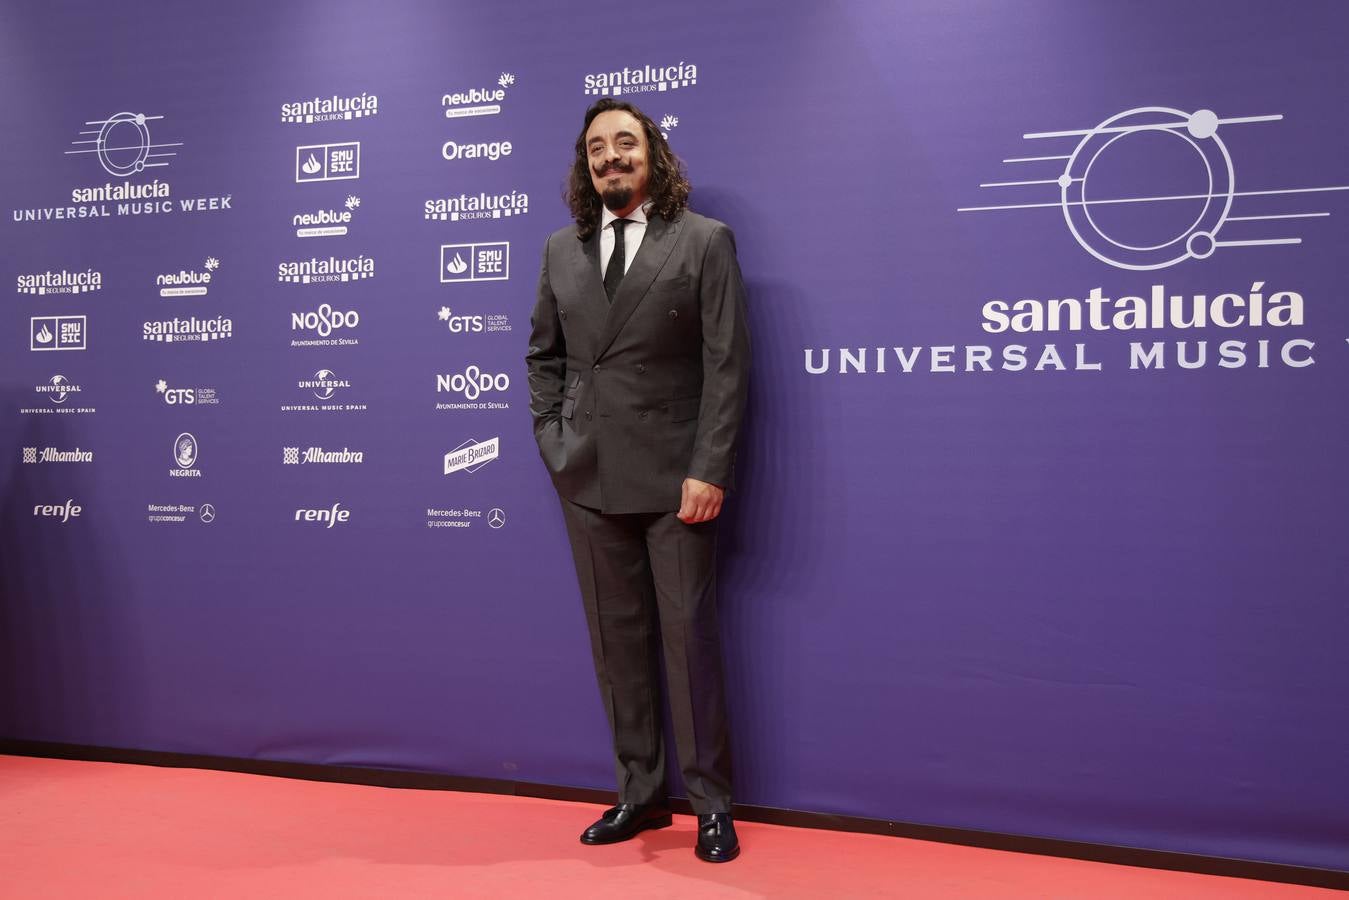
[526,98,750,863]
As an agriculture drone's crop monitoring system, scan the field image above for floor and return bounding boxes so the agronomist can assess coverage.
[0,755,1339,899]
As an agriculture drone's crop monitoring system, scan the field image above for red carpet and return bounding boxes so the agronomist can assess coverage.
[0,755,1336,898]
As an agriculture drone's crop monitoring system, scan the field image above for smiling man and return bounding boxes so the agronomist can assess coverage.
[526,99,751,863]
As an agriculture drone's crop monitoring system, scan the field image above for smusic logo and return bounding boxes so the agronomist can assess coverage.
[440,242,509,282]
[31,315,86,351]
[296,142,360,183]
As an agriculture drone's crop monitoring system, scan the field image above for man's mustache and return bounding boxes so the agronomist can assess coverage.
[595,162,633,177]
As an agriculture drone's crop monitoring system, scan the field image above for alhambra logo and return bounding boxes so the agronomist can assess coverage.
[959,105,1349,270]
[583,60,698,96]
[23,447,93,465]
[281,91,378,124]
[295,195,360,237]
[424,189,528,222]
[17,269,102,295]
[442,72,514,118]
[282,446,365,464]
[158,257,219,297]
[278,254,374,284]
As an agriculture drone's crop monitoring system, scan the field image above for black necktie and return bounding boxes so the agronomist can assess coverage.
[603,219,629,304]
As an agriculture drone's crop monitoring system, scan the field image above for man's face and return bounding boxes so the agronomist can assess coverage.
[585,109,650,215]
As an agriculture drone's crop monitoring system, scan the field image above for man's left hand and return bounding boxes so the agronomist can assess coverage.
[678,478,724,524]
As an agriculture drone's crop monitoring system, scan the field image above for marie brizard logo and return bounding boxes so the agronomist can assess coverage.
[67,112,181,177]
[443,437,499,475]
[960,105,1349,270]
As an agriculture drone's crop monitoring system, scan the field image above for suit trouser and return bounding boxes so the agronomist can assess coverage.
[559,496,733,814]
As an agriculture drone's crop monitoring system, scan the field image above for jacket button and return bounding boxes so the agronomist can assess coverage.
[585,410,592,420]
[592,364,601,372]
[559,309,568,319]
[639,410,648,420]
[637,364,646,374]
[668,309,678,319]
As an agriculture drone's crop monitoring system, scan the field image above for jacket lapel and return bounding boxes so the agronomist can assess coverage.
[593,213,680,362]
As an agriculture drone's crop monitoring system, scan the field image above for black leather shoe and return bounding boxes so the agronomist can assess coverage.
[695,813,740,862]
[579,803,673,845]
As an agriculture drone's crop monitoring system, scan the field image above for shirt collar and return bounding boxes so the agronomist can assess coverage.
[601,200,652,231]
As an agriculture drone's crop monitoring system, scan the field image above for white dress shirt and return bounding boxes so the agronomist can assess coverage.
[599,201,651,276]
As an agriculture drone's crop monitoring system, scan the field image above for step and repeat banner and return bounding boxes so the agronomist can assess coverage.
[3,0,1346,871]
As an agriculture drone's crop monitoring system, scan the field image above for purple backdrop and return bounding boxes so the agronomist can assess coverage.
[2,0,1346,872]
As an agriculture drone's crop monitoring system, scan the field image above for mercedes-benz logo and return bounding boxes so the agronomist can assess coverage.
[487,507,506,529]
[199,503,216,524]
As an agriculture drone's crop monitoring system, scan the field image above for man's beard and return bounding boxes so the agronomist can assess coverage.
[601,183,634,212]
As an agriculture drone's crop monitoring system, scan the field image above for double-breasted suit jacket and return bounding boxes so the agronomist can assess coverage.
[527,210,750,513]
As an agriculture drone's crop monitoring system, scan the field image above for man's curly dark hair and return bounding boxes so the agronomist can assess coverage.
[566,98,691,241]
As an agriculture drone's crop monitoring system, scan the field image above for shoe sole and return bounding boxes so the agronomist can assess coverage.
[579,813,673,845]
[695,843,741,863]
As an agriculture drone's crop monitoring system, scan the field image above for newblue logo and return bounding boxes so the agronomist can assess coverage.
[442,73,514,118]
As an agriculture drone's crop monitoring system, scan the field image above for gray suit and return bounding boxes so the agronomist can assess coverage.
[527,209,750,812]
